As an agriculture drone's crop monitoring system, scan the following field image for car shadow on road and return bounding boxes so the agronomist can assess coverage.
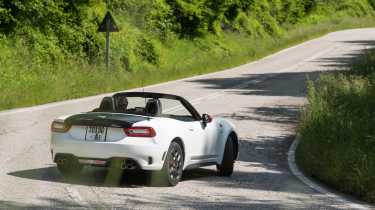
[7,165,221,188]
[7,166,149,188]
[7,159,306,194]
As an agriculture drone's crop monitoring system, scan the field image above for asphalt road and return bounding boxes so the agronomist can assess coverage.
[1,28,375,210]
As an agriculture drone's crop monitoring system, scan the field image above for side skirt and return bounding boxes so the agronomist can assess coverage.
[184,161,217,170]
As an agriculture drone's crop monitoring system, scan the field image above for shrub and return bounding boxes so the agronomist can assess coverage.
[297,51,375,202]
[1,0,375,111]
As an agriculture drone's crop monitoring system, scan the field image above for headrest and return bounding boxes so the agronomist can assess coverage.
[98,97,115,112]
[145,99,162,116]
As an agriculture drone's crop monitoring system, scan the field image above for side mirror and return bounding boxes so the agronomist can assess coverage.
[202,114,212,124]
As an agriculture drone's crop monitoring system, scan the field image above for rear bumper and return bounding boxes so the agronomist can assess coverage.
[51,134,166,170]
[54,154,141,170]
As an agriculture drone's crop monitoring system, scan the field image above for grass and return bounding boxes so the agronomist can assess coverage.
[296,48,375,203]
[1,16,375,111]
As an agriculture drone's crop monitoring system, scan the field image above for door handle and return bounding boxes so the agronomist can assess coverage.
[188,128,194,131]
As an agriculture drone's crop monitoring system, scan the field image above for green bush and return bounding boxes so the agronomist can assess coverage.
[350,49,375,76]
[0,0,375,110]
[0,0,105,63]
[1,0,373,64]
[297,50,375,202]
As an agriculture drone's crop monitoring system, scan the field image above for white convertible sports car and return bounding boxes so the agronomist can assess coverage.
[51,92,238,186]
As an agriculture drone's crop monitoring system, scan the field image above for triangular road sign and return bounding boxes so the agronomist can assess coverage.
[98,11,119,32]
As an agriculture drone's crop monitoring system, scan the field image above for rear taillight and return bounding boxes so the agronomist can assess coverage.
[51,121,71,133]
[124,127,156,138]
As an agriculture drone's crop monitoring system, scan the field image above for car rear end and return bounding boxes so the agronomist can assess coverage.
[50,113,165,171]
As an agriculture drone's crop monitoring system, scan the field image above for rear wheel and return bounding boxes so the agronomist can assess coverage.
[217,135,235,176]
[149,142,184,186]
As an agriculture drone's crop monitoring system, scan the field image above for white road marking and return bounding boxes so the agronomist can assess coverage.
[0,33,327,117]
[288,136,370,210]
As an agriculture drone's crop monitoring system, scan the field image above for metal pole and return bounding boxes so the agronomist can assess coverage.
[105,22,110,69]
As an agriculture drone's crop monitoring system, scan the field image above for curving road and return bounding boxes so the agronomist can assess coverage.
[1,28,375,209]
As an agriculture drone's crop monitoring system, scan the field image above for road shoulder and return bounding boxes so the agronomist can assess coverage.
[288,135,373,210]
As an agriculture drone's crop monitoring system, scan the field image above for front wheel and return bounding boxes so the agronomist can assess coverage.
[149,142,184,186]
[217,135,235,176]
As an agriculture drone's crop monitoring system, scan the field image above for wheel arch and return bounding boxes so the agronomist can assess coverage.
[229,131,239,160]
[171,137,185,161]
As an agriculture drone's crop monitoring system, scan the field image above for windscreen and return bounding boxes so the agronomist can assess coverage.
[114,96,196,121]
[159,98,195,121]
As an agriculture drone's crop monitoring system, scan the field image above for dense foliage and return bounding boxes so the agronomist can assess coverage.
[1,0,374,66]
[297,49,375,202]
[0,0,104,63]
[0,0,374,109]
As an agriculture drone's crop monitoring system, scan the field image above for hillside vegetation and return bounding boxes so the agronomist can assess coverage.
[1,0,375,109]
[297,49,375,202]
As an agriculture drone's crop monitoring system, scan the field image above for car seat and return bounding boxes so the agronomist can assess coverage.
[97,97,115,112]
[145,99,162,116]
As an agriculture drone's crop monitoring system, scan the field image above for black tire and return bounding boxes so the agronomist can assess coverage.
[217,135,235,177]
[57,161,83,178]
[149,142,184,186]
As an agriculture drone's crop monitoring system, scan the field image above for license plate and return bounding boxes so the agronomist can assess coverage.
[85,126,108,141]
[78,159,107,165]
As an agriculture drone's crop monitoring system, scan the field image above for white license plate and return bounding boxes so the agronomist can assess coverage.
[78,159,107,165]
[85,126,108,141]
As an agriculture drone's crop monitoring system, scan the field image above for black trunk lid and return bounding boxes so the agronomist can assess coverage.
[65,112,149,128]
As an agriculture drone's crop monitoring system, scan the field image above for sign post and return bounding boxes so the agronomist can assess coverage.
[105,19,110,68]
[98,11,119,69]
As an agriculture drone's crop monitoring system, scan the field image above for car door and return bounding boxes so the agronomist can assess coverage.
[184,120,210,162]
[179,118,223,164]
[159,98,210,164]
[202,119,221,159]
